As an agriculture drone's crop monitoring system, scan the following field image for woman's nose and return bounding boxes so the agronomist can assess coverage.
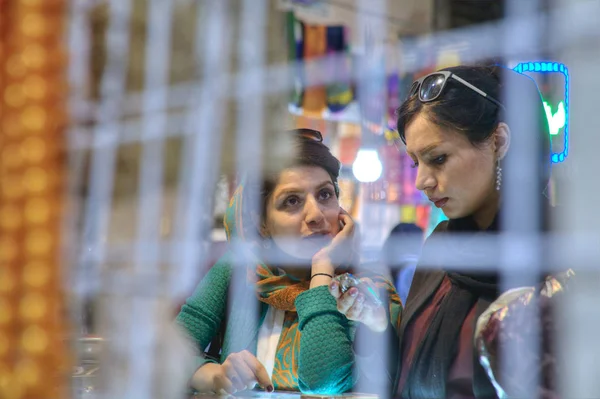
[304,196,325,226]
[415,165,436,192]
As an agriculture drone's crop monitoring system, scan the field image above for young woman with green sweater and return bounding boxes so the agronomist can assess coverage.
[176,129,402,395]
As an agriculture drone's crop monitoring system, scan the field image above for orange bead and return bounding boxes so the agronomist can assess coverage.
[0,332,9,356]
[1,144,23,170]
[21,0,46,6]
[1,114,21,137]
[25,228,52,256]
[20,137,46,164]
[24,197,50,225]
[15,358,39,386]
[1,174,23,199]
[19,292,46,321]
[0,298,12,326]
[0,269,16,294]
[23,167,48,193]
[4,84,26,108]
[0,204,22,231]
[20,13,46,38]
[20,325,48,354]
[22,261,50,288]
[5,56,26,78]
[0,237,18,263]
[22,75,47,101]
[21,44,46,70]
[0,373,23,399]
[20,106,46,132]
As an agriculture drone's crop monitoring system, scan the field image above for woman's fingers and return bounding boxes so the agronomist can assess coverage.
[213,372,236,394]
[336,287,359,314]
[240,350,273,392]
[345,293,366,320]
[336,210,355,238]
[233,357,258,390]
[329,280,342,299]
[222,361,245,391]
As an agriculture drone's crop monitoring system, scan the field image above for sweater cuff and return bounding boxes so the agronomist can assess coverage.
[295,285,340,331]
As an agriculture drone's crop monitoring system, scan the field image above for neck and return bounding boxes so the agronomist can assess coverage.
[472,190,500,230]
[263,244,311,278]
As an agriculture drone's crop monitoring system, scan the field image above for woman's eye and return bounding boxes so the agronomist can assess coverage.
[432,155,447,165]
[284,196,301,207]
[410,161,419,169]
[318,189,333,201]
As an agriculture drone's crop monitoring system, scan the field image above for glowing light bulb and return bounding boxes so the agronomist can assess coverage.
[352,149,382,183]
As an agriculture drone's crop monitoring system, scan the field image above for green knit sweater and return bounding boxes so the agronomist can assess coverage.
[176,252,357,394]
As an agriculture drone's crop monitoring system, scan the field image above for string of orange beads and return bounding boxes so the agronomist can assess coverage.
[0,0,70,398]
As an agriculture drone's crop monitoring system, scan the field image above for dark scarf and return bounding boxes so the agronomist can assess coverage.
[406,215,501,399]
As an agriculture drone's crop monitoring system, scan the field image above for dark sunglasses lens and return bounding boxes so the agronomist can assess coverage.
[296,129,323,142]
[420,74,446,101]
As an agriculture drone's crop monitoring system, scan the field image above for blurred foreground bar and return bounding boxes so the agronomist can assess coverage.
[0,0,71,398]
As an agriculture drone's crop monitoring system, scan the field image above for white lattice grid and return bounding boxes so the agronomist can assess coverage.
[65,0,600,398]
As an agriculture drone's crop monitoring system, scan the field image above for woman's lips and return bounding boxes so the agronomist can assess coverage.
[430,197,449,208]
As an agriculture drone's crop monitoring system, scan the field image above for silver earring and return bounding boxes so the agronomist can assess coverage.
[495,161,502,191]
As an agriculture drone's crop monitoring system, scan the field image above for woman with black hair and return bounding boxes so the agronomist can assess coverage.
[389,65,567,399]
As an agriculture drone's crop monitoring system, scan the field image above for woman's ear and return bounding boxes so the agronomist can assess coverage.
[259,224,270,239]
[494,122,511,161]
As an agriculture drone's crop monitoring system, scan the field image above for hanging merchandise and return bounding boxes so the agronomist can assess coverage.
[401,150,422,204]
[415,205,433,233]
[338,136,361,166]
[386,74,401,131]
[326,26,353,113]
[293,115,327,137]
[381,143,402,204]
[301,24,328,116]
[286,12,304,108]
[338,167,360,218]
[336,122,361,166]
[356,41,387,134]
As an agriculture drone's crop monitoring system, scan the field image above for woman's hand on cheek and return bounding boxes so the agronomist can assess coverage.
[328,278,388,332]
[313,208,358,266]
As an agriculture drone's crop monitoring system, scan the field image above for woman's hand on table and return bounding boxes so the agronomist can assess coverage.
[329,277,388,333]
[193,350,273,395]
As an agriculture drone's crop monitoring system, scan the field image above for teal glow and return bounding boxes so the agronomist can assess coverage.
[543,100,566,135]
[513,62,569,164]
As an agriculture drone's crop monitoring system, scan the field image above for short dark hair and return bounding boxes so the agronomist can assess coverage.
[396,65,551,183]
[261,132,341,221]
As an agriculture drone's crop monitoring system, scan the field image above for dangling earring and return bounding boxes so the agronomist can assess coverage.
[495,161,503,191]
[262,238,271,249]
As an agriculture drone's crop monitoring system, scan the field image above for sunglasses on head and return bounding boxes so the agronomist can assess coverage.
[291,128,323,142]
[409,71,504,109]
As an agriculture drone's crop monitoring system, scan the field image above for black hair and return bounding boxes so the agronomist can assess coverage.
[396,64,551,184]
[260,132,341,221]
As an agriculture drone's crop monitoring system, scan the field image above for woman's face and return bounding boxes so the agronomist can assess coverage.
[263,165,341,260]
[404,113,498,223]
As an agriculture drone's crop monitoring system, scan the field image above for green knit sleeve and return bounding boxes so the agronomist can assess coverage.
[295,285,356,394]
[175,254,232,369]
